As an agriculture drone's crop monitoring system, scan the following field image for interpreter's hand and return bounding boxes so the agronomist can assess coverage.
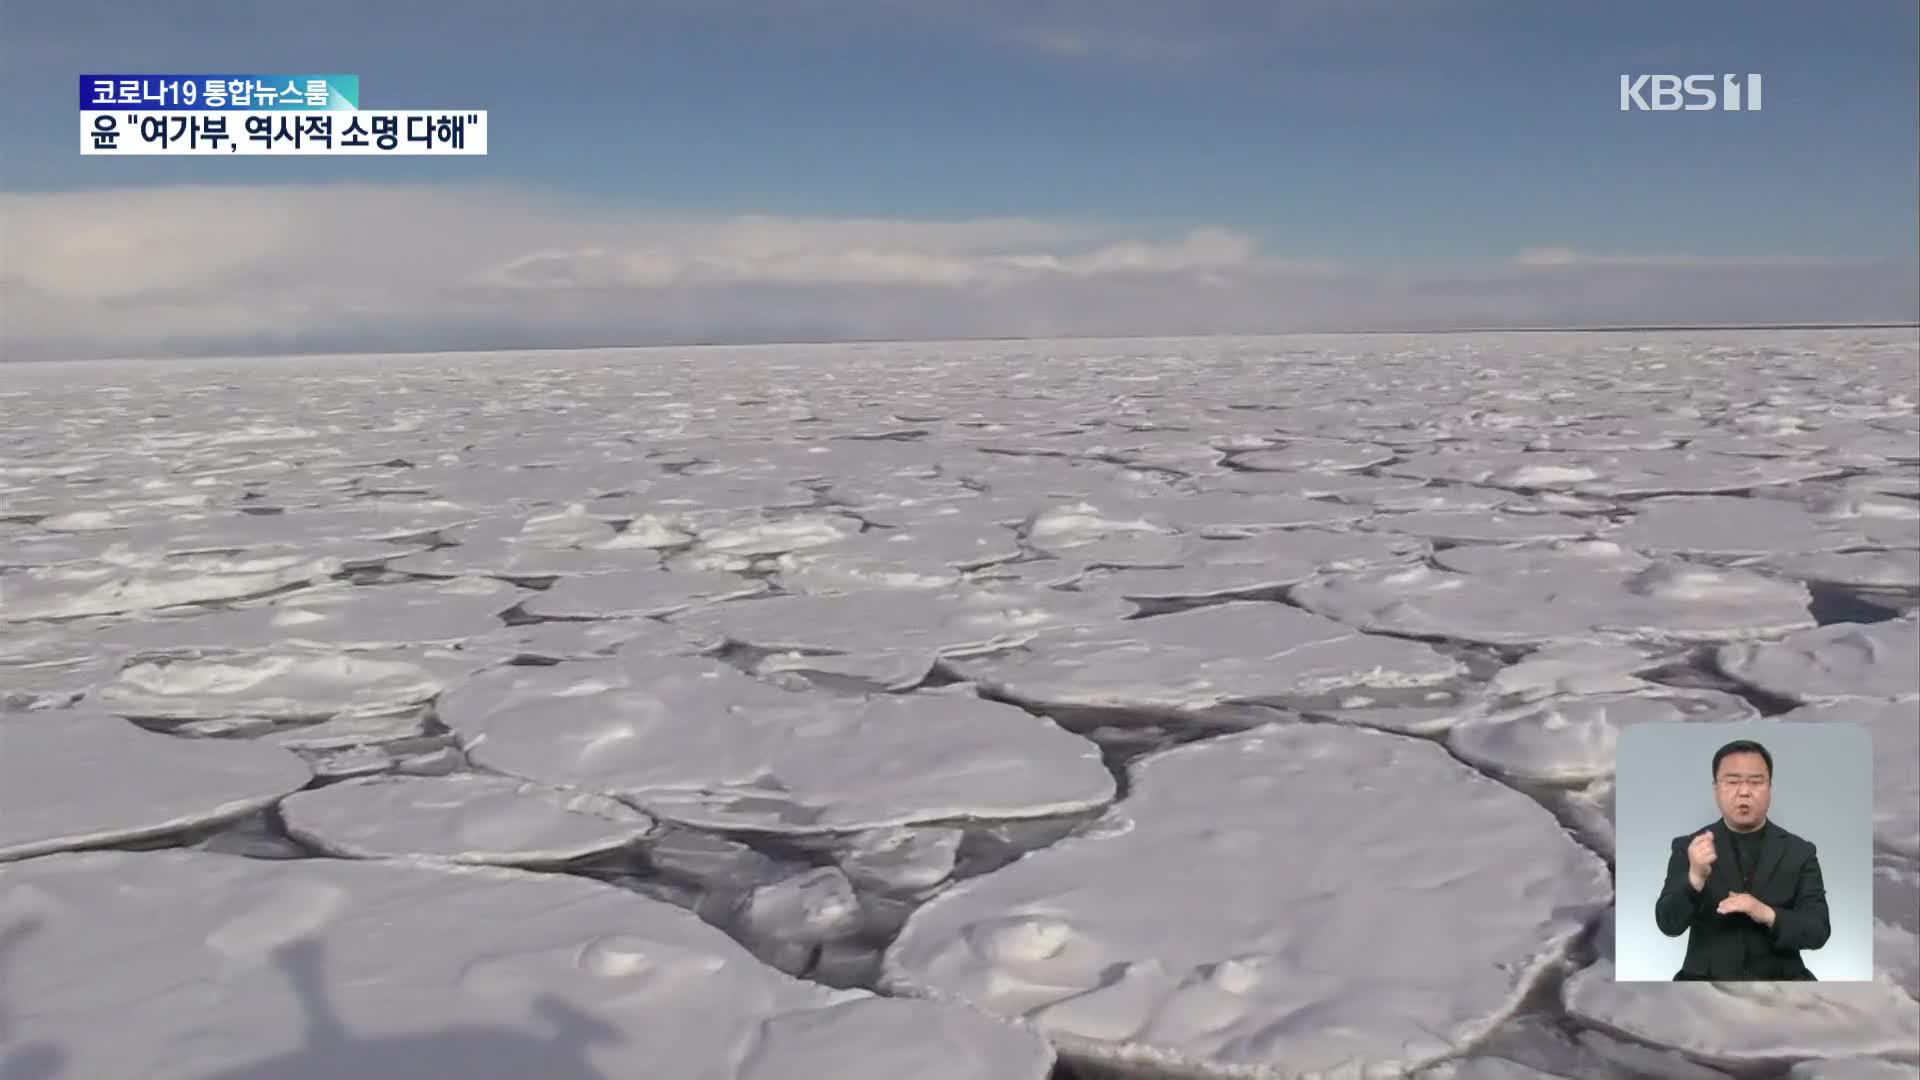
[1686,830,1716,890]
[1716,891,1775,926]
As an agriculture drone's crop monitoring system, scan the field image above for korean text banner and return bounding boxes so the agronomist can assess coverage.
[81,111,487,155]
[79,75,360,111]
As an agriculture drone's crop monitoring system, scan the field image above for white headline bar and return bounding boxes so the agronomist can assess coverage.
[81,109,488,155]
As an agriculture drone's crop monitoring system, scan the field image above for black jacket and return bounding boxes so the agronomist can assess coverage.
[1654,818,1830,980]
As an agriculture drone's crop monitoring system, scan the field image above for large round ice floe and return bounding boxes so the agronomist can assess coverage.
[1291,548,1815,648]
[1482,641,1678,700]
[1765,550,1920,592]
[1410,1012,1744,1080]
[438,657,1113,832]
[1363,510,1606,545]
[0,850,1054,1080]
[119,502,477,552]
[1015,500,1191,565]
[1716,616,1920,705]
[1078,530,1427,608]
[92,646,481,724]
[1561,961,1920,1069]
[1208,470,1430,501]
[0,712,311,861]
[883,723,1612,1078]
[1143,492,1374,536]
[1757,484,1920,549]
[1,550,342,621]
[1225,439,1396,473]
[460,616,708,666]
[0,653,121,712]
[1382,449,1842,497]
[279,773,654,865]
[1618,495,1871,557]
[1775,699,1920,863]
[687,510,865,558]
[668,584,1133,658]
[1445,687,1759,786]
[519,568,767,619]
[945,600,1465,720]
[92,578,525,653]
[773,523,1022,592]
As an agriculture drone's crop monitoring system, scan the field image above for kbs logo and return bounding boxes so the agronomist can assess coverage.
[1620,74,1763,111]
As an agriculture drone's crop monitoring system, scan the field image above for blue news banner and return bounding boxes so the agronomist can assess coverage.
[78,74,487,155]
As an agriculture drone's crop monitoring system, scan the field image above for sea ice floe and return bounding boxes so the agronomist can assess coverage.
[0,850,1055,1080]
[1765,550,1920,591]
[1364,510,1607,545]
[1445,687,1760,786]
[1015,500,1189,565]
[1483,641,1675,700]
[92,646,481,725]
[1224,439,1396,472]
[836,826,966,894]
[281,734,463,781]
[1330,484,1529,514]
[667,585,1133,659]
[1411,1013,1735,1080]
[519,568,768,619]
[1429,539,1651,578]
[1382,449,1842,497]
[0,654,122,711]
[773,524,1022,592]
[1205,470,1430,500]
[1291,549,1815,648]
[459,616,708,665]
[391,541,667,580]
[1088,439,1228,475]
[687,510,864,558]
[1145,492,1374,536]
[1716,617,1920,705]
[1618,496,1874,557]
[1846,471,1920,499]
[883,723,1611,1078]
[1560,960,1920,1068]
[730,866,867,971]
[945,600,1465,721]
[92,578,525,653]
[1787,1060,1920,1080]
[211,705,436,750]
[1559,777,1617,861]
[437,656,1113,833]
[107,503,477,553]
[1775,700,1920,863]
[1,550,342,621]
[0,712,311,861]
[279,773,654,865]
[1076,530,1426,608]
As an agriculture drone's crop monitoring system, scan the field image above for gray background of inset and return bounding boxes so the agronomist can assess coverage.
[1614,721,1873,982]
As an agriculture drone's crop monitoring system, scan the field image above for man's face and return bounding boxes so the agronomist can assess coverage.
[1714,751,1772,829]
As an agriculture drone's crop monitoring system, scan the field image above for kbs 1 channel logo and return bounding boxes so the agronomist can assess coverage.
[1619,73,1763,112]
[79,75,488,155]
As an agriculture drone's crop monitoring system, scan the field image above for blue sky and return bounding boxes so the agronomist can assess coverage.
[1,0,1915,358]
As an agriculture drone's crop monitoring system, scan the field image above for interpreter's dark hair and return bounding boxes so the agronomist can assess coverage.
[1712,739,1773,780]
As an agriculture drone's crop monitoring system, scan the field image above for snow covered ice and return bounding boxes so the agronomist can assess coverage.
[278,773,656,866]
[883,723,1614,1077]
[3,329,1919,1079]
[0,712,312,862]
[0,851,1055,1080]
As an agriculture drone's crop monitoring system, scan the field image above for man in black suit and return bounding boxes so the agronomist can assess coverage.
[1654,738,1831,980]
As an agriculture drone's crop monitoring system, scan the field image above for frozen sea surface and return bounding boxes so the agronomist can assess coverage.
[2,330,1918,1079]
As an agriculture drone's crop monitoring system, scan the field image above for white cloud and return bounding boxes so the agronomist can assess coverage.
[0,184,1912,361]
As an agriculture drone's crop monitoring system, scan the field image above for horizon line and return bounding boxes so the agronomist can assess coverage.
[7,321,1916,367]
